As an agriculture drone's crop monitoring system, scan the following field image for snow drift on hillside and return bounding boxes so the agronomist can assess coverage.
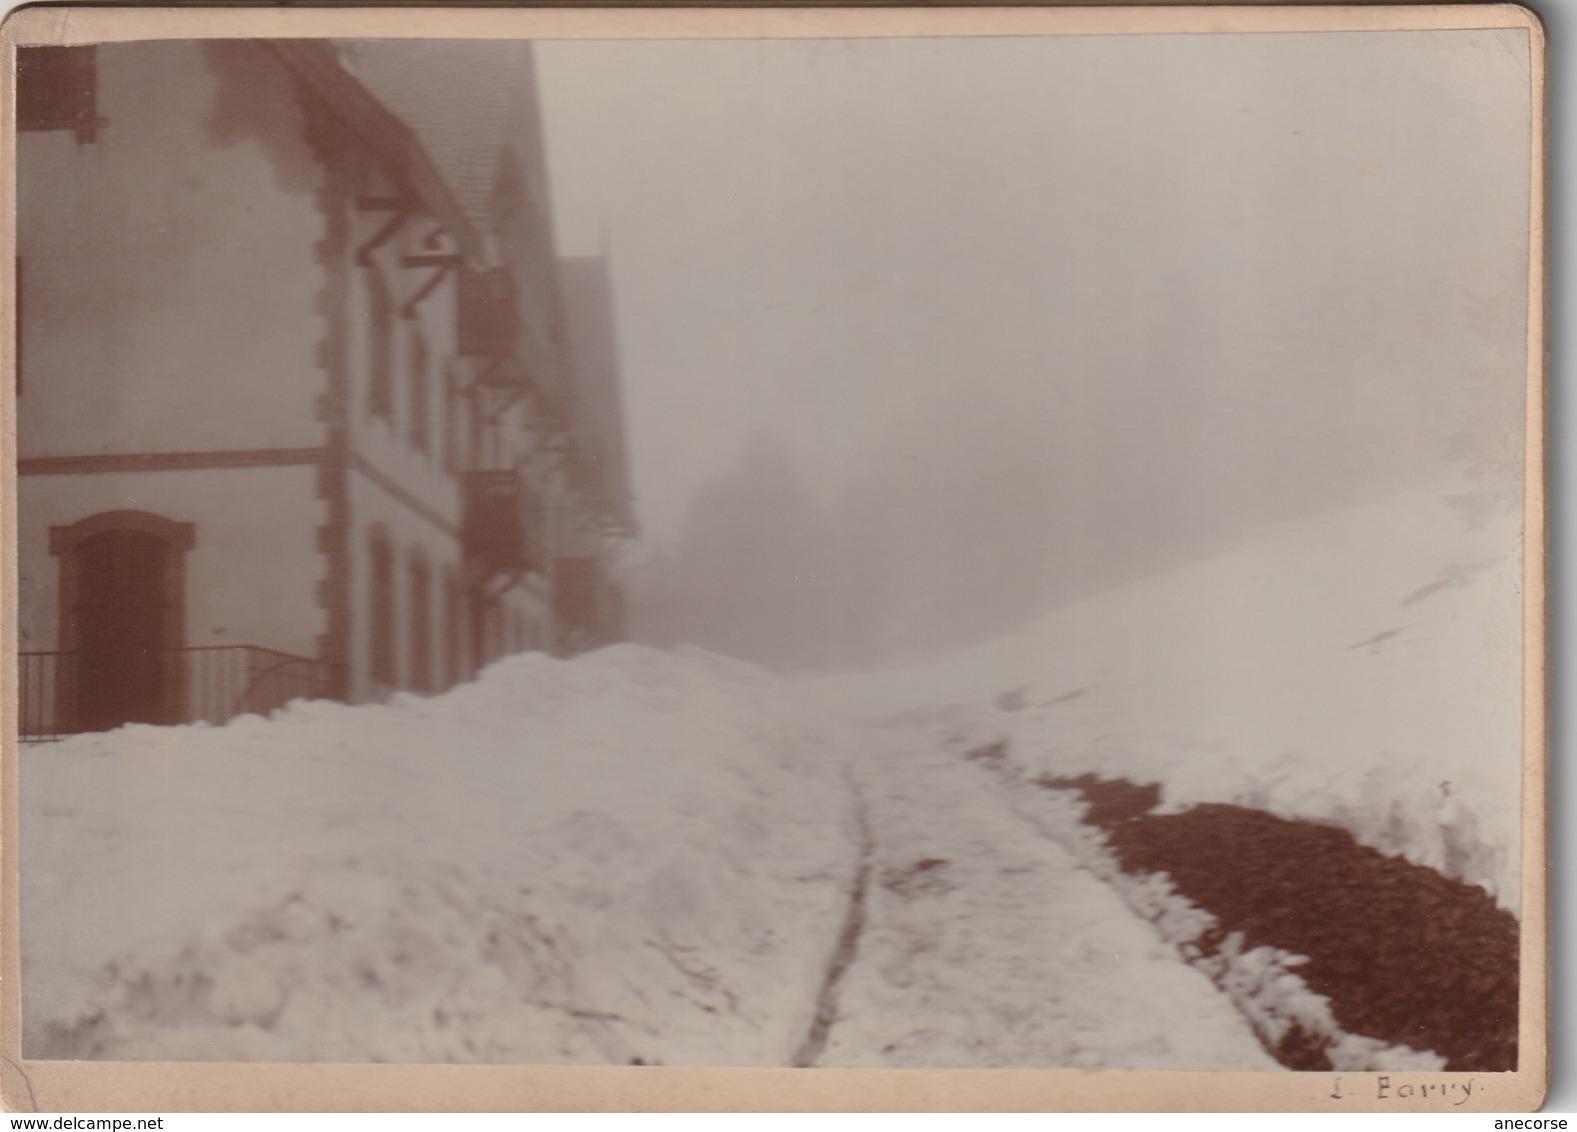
[22,645,861,1063]
[803,483,1526,910]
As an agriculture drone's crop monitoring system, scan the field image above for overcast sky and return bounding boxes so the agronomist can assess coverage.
[531,29,1532,660]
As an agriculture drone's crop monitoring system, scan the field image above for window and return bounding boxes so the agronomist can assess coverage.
[482,604,504,668]
[443,364,461,473]
[369,531,395,686]
[366,269,394,420]
[456,267,518,359]
[409,551,432,693]
[443,569,465,689]
[408,325,431,452]
[460,470,527,571]
[17,46,99,143]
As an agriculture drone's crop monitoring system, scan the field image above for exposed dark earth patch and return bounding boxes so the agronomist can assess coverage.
[1041,773,1519,1072]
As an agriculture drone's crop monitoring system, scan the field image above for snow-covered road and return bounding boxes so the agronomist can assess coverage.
[815,719,1276,1069]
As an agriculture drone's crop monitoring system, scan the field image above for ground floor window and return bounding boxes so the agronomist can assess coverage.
[443,568,465,689]
[369,528,396,686]
[409,550,432,693]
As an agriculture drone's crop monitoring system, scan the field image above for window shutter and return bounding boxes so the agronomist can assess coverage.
[366,269,395,419]
[457,268,519,359]
[17,46,100,142]
[461,470,526,572]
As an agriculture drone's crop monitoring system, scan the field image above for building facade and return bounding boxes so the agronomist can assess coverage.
[15,39,631,739]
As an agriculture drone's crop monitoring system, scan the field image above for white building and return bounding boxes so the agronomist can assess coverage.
[15,39,631,738]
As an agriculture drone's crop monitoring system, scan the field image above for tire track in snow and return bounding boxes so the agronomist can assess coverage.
[802,724,1277,1069]
[792,793,874,1068]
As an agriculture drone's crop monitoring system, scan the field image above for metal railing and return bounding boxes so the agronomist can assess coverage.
[17,650,76,742]
[180,646,330,726]
[17,646,330,742]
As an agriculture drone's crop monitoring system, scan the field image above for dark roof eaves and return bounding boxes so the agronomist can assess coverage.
[264,40,488,268]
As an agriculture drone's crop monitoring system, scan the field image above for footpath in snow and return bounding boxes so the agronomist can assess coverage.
[800,481,1526,1073]
[812,719,1276,1070]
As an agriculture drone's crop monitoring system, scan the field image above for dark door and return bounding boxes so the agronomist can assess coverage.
[75,529,171,731]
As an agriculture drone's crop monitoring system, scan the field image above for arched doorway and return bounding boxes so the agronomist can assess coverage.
[49,510,194,732]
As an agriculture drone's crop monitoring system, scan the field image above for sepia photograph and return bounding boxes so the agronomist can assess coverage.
[1,4,1546,1112]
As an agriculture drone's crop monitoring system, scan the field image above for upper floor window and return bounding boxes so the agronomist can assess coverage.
[366,269,394,420]
[442,363,460,474]
[408,324,431,453]
[18,46,101,144]
[456,267,517,360]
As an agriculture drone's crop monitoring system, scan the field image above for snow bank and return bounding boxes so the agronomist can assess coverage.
[22,645,860,1063]
[803,484,1526,909]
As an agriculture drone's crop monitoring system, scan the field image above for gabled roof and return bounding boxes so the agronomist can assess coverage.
[334,40,575,405]
[264,40,487,267]
[332,40,531,240]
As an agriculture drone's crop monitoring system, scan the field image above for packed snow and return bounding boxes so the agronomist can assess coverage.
[819,721,1276,1069]
[22,642,1275,1067]
[803,481,1525,911]
[21,482,1524,1066]
[23,646,863,1063]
